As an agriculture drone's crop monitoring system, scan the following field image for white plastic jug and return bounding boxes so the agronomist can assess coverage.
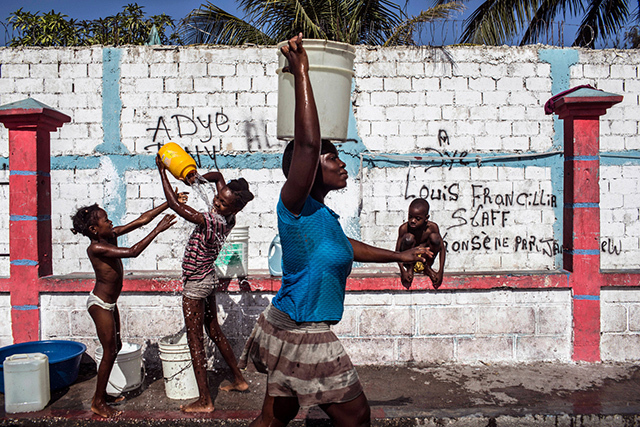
[95,343,144,396]
[268,234,282,276]
[4,353,50,413]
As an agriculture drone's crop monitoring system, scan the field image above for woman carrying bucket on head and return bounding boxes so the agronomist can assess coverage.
[156,152,254,413]
[239,34,430,427]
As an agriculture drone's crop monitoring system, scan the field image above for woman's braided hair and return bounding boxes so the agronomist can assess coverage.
[227,178,254,210]
[70,204,102,238]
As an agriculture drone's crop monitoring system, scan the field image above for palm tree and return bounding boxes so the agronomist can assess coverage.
[454,0,638,47]
[177,0,463,46]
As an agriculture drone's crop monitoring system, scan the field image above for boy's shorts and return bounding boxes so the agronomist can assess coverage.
[183,273,218,300]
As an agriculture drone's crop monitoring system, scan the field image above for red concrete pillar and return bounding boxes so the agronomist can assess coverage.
[0,98,70,343]
[549,87,622,362]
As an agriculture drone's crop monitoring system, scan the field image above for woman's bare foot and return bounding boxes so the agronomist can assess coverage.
[220,379,249,392]
[180,397,215,413]
[91,398,122,418]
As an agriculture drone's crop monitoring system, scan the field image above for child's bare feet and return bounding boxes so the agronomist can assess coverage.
[106,395,125,404]
[180,398,215,413]
[220,379,249,392]
[91,397,122,418]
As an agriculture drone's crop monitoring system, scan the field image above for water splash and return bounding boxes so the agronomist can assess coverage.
[189,172,217,212]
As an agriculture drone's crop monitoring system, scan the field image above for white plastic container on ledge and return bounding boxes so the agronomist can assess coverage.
[215,226,249,279]
[4,353,50,413]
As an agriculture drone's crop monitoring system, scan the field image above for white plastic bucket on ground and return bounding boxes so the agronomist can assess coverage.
[95,343,144,396]
[215,225,249,279]
[159,332,199,400]
[4,353,50,413]
[276,39,356,141]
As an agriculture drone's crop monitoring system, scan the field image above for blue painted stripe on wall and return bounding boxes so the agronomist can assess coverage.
[564,249,600,255]
[573,295,600,301]
[12,305,39,310]
[566,156,599,161]
[97,48,127,155]
[539,49,579,269]
[563,203,599,208]
[11,260,38,266]
[10,170,51,177]
[3,149,640,172]
[10,215,51,221]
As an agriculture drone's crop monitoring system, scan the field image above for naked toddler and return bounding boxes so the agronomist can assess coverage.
[396,198,445,289]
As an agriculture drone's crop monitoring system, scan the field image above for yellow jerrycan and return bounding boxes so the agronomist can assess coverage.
[158,142,197,181]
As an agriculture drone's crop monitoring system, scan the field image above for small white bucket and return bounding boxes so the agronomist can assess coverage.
[276,39,356,141]
[95,343,144,396]
[215,225,249,279]
[159,332,199,400]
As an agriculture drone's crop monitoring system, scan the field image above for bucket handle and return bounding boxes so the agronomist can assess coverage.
[163,360,193,382]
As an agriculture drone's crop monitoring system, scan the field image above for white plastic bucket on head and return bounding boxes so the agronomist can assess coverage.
[95,343,144,396]
[4,353,50,413]
[276,39,356,141]
[215,225,249,279]
[159,332,199,400]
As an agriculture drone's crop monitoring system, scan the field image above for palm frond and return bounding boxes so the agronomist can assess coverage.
[178,2,273,45]
[384,2,464,46]
[241,0,327,42]
[573,0,630,46]
[350,0,405,44]
[459,0,542,45]
[519,0,565,45]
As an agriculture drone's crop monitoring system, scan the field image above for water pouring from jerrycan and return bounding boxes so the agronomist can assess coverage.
[158,142,217,211]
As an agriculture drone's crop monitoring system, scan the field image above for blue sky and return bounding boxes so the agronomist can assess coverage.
[0,0,484,46]
[0,0,632,48]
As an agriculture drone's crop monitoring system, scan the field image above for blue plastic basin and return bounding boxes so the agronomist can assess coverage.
[0,340,87,392]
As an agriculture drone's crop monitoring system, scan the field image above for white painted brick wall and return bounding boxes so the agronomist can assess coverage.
[601,166,640,270]
[334,288,572,364]
[0,44,638,302]
[0,293,11,347]
[601,289,640,361]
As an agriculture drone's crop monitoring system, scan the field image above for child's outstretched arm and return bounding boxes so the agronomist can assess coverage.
[113,190,186,237]
[90,214,176,259]
[157,155,206,226]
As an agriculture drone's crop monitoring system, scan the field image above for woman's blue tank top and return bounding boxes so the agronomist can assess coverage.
[271,196,354,323]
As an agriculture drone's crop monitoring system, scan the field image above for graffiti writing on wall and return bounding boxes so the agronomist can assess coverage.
[144,142,219,169]
[601,238,622,255]
[146,112,282,153]
[147,112,230,143]
[400,129,566,258]
[442,232,561,257]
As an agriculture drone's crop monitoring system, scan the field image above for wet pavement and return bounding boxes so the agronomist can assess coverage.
[2,354,640,426]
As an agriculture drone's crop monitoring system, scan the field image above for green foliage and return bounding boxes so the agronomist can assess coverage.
[457,0,637,48]
[8,3,178,47]
[177,0,463,46]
